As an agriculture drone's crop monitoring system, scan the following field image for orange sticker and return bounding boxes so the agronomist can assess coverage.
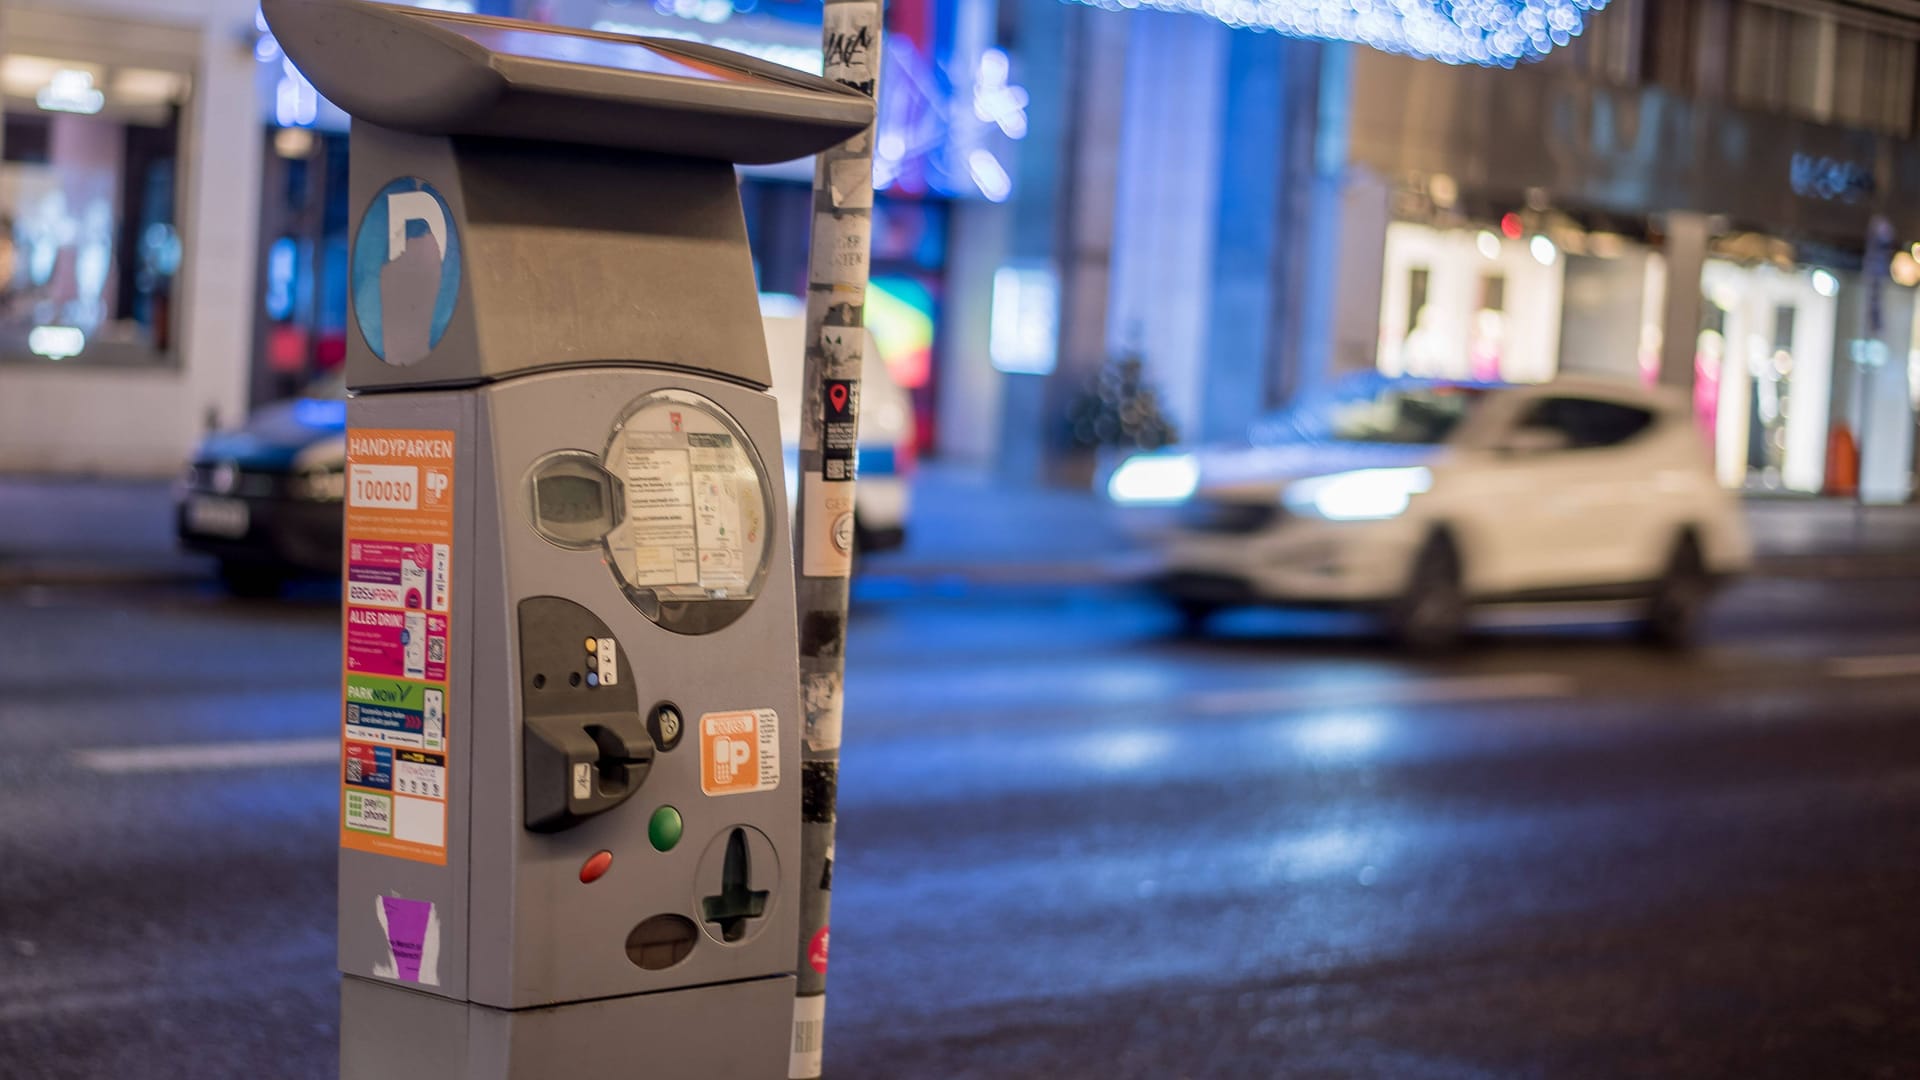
[340,428,456,866]
[700,709,780,796]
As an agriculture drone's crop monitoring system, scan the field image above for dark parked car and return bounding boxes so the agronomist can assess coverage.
[176,375,347,594]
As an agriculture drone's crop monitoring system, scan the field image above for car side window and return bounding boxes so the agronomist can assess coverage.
[1513,397,1656,451]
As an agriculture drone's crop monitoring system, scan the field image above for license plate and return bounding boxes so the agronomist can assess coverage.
[186,496,250,538]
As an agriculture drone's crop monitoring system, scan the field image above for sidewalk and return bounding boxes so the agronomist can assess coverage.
[2,468,1919,591]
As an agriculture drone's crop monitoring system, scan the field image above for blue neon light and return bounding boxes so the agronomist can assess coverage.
[1057,0,1607,66]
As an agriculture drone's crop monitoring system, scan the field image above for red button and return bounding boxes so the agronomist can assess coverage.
[580,850,613,884]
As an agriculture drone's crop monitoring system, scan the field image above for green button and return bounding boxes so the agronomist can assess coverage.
[648,806,683,852]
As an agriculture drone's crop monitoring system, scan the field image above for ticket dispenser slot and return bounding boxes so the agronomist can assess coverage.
[519,596,651,832]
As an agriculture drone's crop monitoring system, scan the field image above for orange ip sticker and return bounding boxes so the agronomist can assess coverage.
[700,709,779,796]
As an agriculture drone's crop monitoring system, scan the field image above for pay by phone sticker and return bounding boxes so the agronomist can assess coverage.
[343,428,455,867]
[699,709,780,797]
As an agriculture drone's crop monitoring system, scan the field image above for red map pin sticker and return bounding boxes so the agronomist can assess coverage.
[808,925,830,973]
[829,384,848,412]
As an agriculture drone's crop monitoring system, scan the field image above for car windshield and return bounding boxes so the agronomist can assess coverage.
[1257,383,1488,446]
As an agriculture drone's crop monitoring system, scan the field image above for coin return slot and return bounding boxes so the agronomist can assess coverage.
[626,914,697,970]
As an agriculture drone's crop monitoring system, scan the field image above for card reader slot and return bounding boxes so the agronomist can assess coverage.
[520,596,647,832]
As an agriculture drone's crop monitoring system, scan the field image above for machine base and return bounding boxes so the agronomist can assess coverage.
[340,974,797,1079]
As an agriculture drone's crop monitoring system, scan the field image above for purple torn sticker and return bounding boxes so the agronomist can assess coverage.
[381,895,433,983]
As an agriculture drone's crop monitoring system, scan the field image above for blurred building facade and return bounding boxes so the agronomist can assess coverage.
[0,0,263,473]
[961,0,1920,502]
[242,0,1004,462]
[7,0,1919,503]
[1,0,1009,474]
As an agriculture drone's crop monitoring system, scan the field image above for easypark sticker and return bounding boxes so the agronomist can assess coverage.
[700,708,779,796]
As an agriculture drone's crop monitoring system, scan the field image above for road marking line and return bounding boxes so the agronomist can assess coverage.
[1826,654,1920,679]
[74,737,337,774]
[1189,672,1576,714]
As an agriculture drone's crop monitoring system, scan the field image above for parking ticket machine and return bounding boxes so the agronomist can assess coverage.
[259,2,872,1075]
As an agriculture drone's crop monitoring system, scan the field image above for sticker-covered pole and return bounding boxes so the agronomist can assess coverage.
[790,0,881,1075]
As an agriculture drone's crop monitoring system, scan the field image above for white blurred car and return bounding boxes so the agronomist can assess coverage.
[1109,376,1751,648]
[762,301,915,552]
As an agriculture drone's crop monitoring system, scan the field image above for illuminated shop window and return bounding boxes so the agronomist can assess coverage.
[0,51,189,365]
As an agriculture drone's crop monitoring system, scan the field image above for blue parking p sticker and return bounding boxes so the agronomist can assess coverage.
[352,178,462,367]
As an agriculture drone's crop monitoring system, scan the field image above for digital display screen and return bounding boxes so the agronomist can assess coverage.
[436,21,782,86]
[536,474,607,526]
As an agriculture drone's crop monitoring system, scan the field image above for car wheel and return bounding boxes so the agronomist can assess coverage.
[1391,535,1467,652]
[218,561,286,599]
[1640,533,1708,649]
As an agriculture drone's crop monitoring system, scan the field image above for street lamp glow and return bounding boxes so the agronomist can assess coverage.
[1475,231,1500,260]
[1529,234,1557,267]
[967,150,1012,203]
[28,325,86,360]
[1812,269,1839,297]
[36,70,104,115]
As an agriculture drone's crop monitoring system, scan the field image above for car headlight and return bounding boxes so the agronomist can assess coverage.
[1283,467,1431,521]
[295,466,346,502]
[292,438,346,502]
[1107,453,1198,505]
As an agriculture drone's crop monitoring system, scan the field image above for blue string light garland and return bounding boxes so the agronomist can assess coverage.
[1056,0,1609,66]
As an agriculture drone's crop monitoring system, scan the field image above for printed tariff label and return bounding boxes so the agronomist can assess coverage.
[699,708,780,796]
[342,428,454,866]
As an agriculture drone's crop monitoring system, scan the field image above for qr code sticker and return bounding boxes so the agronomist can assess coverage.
[346,758,364,783]
[428,639,446,664]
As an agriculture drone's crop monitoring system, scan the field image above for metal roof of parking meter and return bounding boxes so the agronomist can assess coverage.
[262,0,873,393]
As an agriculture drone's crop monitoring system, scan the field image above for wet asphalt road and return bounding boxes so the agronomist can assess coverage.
[3,573,1920,1079]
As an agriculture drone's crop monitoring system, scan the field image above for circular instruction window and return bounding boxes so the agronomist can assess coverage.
[600,390,774,635]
